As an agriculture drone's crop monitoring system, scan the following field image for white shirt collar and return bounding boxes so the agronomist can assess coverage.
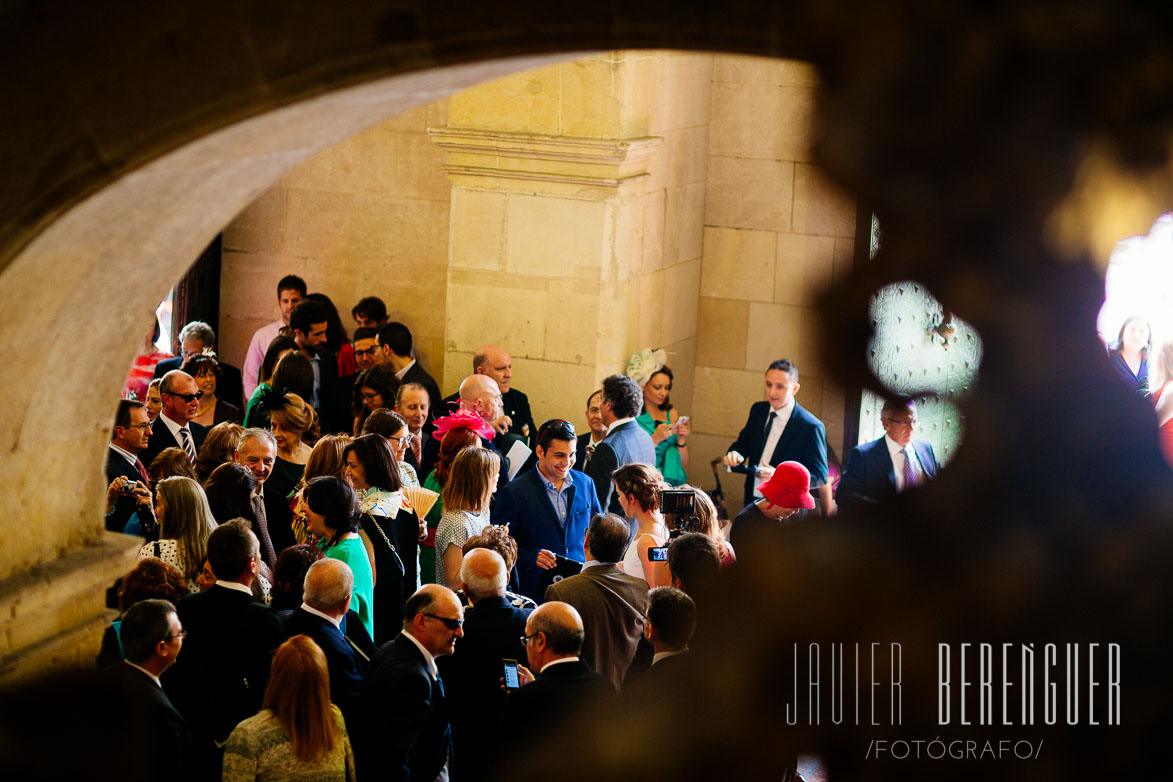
[400,630,439,678]
[300,602,342,629]
[394,358,417,381]
[768,398,796,419]
[885,434,913,459]
[539,656,580,674]
[108,442,138,466]
[213,580,254,596]
[124,660,162,687]
[157,411,189,441]
[583,559,605,568]
[605,417,635,436]
[652,649,688,666]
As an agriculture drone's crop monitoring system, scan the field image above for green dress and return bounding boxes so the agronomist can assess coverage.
[635,408,687,486]
[326,536,375,640]
[419,470,446,584]
[243,382,270,428]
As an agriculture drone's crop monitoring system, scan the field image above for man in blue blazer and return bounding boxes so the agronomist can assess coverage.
[494,419,602,599]
[723,359,832,514]
[586,374,657,519]
[837,397,940,509]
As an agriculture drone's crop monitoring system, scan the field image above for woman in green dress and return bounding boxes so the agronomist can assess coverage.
[303,476,375,641]
[629,354,691,486]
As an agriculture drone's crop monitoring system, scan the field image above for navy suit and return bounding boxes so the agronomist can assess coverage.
[140,415,207,472]
[104,447,149,533]
[281,607,370,726]
[585,419,656,517]
[358,633,452,782]
[493,466,601,599]
[837,436,940,509]
[153,355,245,410]
[727,401,829,507]
[499,659,612,753]
[103,662,193,782]
[401,361,444,422]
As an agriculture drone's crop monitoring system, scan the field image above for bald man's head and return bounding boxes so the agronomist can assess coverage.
[460,547,507,602]
[404,584,465,657]
[473,344,512,392]
[527,601,585,656]
[303,558,353,616]
[459,374,502,422]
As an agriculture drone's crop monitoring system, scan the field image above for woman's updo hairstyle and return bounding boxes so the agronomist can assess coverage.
[304,476,360,545]
[611,463,666,512]
[271,392,320,444]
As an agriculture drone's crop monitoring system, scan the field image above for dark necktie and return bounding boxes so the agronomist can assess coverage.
[760,411,777,462]
[178,427,196,463]
[902,446,918,490]
[250,494,278,567]
[134,458,151,486]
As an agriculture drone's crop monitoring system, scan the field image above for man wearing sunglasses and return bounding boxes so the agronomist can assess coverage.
[140,370,207,470]
[358,584,464,781]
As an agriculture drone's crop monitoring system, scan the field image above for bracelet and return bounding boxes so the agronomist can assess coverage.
[674,440,687,448]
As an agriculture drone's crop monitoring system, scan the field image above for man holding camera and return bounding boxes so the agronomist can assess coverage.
[494,419,602,600]
[105,399,155,533]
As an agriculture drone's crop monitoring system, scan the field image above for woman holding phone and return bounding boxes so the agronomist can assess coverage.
[628,350,690,486]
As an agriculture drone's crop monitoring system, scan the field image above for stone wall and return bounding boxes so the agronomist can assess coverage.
[687,56,856,491]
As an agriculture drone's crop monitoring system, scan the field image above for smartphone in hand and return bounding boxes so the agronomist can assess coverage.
[503,658,521,690]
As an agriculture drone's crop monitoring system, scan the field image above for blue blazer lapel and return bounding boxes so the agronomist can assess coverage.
[914,441,937,479]
[876,438,898,491]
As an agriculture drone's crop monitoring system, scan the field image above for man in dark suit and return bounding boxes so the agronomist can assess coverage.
[585,374,656,518]
[105,399,155,533]
[152,320,245,409]
[837,397,941,509]
[574,389,608,474]
[290,298,344,433]
[396,382,436,478]
[544,513,649,691]
[436,549,533,782]
[494,419,601,599]
[378,321,444,416]
[103,598,192,780]
[500,601,612,754]
[280,558,369,726]
[164,521,282,779]
[233,428,295,570]
[723,358,833,515]
[622,586,696,690]
[358,584,464,782]
[141,370,208,469]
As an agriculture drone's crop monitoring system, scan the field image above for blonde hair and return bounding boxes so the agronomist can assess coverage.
[271,392,318,442]
[155,476,218,582]
[305,434,352,481]
[441,446,500,513]
[612,463,665,512]
[676,484,724,540]
[262,635,340,761]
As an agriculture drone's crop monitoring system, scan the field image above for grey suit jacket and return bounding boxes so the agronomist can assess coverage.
[543,563,649,691]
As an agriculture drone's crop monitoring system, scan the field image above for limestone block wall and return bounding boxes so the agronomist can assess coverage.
[220,100,454,384]
[689,56,857,492]
[435,52,711,433]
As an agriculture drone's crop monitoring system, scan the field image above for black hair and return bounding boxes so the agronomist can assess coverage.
[403,589,439,627]
[352,296,388,324]
[646,586,696,649]
[119,599,177,664]
[304,293,349,353]
[362,409,407,439]
[272,351,314,401]
[376,322,413,358]
[352,326,377,343]
[114,399,146,431]
[206,519,258,582]
[601,374,643,419]
[203,462,257,526]
[647,365,674,412]
[586,513,630,563]
[352,363,400,419]
[666,533,721,596]
[289,299,330,337]
[259,335,298,385]
[585,388,602,407]
[537,419,577,452]
[277,275,307,297]
[304,476,361,546]
[766,358,799,382]
[344,434,401,492]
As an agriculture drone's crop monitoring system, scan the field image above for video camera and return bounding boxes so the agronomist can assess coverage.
[660,488,700,538]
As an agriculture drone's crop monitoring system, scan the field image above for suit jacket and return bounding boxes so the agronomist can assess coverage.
[140,415,208,472]
[104,662,193,782]
[543,564,649,691]
[585,419,656,518]
[105,447,148,533]
[311,347,348,435]
[499,658,612,752]
[493,467,601,599]
[153,355,245,410]
[837,436,940,509]
[436,595,533,782]
[402,361,444,422]
[281,607,368,725]
[258,485,297,568]
[358,633,452,782]
[164,584,282,776]
[727,401,829,506]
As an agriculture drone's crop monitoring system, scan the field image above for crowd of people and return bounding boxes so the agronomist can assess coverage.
[104,274,901,781]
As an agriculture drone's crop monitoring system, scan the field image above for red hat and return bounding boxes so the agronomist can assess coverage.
[756,461,815,509]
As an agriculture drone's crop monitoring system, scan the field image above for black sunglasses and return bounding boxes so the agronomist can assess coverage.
[423,613,463,630]
[165,390,204,403]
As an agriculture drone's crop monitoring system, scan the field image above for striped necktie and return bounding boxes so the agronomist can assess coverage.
[178,427,196,463]
[902,446,917,490]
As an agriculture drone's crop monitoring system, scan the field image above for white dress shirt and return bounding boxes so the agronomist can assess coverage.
[753,400,795,498]
[885,435,924,491]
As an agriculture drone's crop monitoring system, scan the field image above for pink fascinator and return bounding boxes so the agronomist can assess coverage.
[431,408,496,442]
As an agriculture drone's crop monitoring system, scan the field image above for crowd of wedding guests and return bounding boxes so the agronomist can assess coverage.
[104,275,842,781]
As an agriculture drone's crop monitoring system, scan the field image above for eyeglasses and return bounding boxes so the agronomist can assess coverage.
[519,631,542,646]
[165,391,204,403]
[883,417,918,427]
[354,347,380,358]
[361,391,380,401]
[166,630,187,641]
[124,422,153,431]
[423,613,464,630]
[388,434,410,446]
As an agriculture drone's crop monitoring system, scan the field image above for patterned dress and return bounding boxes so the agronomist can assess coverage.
[222,705,355,782]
